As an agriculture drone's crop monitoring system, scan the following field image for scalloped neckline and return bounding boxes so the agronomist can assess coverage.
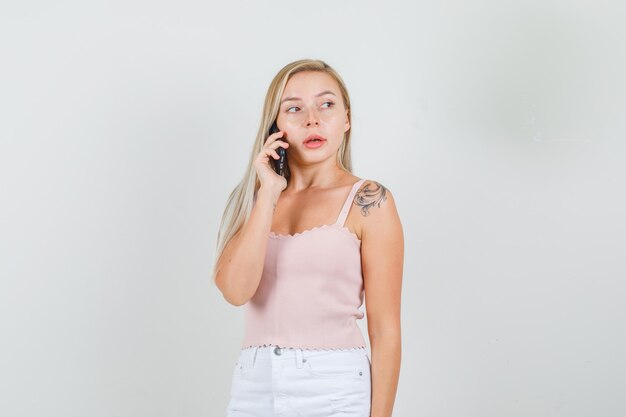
[269,223,361,243]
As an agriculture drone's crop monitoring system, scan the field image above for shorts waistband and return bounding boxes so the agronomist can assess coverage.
[237,345,367,369]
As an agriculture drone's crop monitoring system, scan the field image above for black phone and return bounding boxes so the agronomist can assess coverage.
[269,121,287,177]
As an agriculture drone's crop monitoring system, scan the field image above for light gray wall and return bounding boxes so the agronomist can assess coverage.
[1,1,624,416]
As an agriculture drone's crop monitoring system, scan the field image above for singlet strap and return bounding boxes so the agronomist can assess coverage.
[334,178,367,227]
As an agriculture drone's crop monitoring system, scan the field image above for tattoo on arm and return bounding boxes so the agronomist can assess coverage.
[354,181,388,216]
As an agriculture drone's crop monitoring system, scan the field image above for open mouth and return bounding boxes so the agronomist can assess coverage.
[304,139,325,148]
[303,134,327,144]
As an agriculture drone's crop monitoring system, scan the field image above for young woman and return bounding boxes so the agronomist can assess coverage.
[212,59,404,417]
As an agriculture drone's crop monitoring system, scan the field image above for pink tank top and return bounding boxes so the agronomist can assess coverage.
[242,178,368,350]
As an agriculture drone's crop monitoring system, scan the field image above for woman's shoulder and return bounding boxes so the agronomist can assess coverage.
[353,178,402,245]
[352,177,395,217]
[355,177,391,197]
[345,175,387,190]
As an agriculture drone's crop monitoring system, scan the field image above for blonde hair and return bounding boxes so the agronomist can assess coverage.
[210,59,354,285]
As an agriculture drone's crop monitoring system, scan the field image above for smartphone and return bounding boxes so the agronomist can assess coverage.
[269,121,287,177]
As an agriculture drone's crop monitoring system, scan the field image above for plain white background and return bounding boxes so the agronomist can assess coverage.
[1,1,625,416]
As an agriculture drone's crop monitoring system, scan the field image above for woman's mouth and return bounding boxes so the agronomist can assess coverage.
[304,138,326,149]
[303,134,327,149]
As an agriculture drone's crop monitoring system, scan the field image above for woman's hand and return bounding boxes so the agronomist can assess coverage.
[254,130,289,195]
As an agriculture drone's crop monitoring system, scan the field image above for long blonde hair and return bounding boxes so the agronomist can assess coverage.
[210,59,354,285]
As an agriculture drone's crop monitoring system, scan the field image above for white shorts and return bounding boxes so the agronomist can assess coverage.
[226,345,371,417]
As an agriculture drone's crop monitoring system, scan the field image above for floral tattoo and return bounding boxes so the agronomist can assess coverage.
[354,181,388,216]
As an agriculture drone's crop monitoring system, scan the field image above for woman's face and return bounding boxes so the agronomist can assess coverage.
[276,71,350,166]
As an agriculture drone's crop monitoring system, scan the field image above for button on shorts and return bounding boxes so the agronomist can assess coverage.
[226,345,371,417]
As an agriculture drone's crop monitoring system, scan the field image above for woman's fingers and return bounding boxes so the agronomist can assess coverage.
[263,134,289,159]
[270,139,289,149]
[266,131,289,147]
[262,146,280,159]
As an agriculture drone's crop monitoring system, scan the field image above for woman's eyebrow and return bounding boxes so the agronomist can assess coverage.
[281,90,336,104]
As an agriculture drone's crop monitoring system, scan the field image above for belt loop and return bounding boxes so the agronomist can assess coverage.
[295,348,304,369]
[252,346,259,367]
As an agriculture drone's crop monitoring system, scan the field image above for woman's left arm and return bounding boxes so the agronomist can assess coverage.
[359,180,404,417]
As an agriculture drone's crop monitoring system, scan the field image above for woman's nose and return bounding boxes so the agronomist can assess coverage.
[305,109,320,127]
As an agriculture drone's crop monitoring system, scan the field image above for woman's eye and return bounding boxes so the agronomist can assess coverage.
[286,102,334,113]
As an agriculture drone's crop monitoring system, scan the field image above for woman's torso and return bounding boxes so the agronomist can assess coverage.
[241,176,368,350]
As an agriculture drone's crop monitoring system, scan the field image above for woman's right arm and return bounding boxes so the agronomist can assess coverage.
[214,187,279,306]
[215,128,289,306]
